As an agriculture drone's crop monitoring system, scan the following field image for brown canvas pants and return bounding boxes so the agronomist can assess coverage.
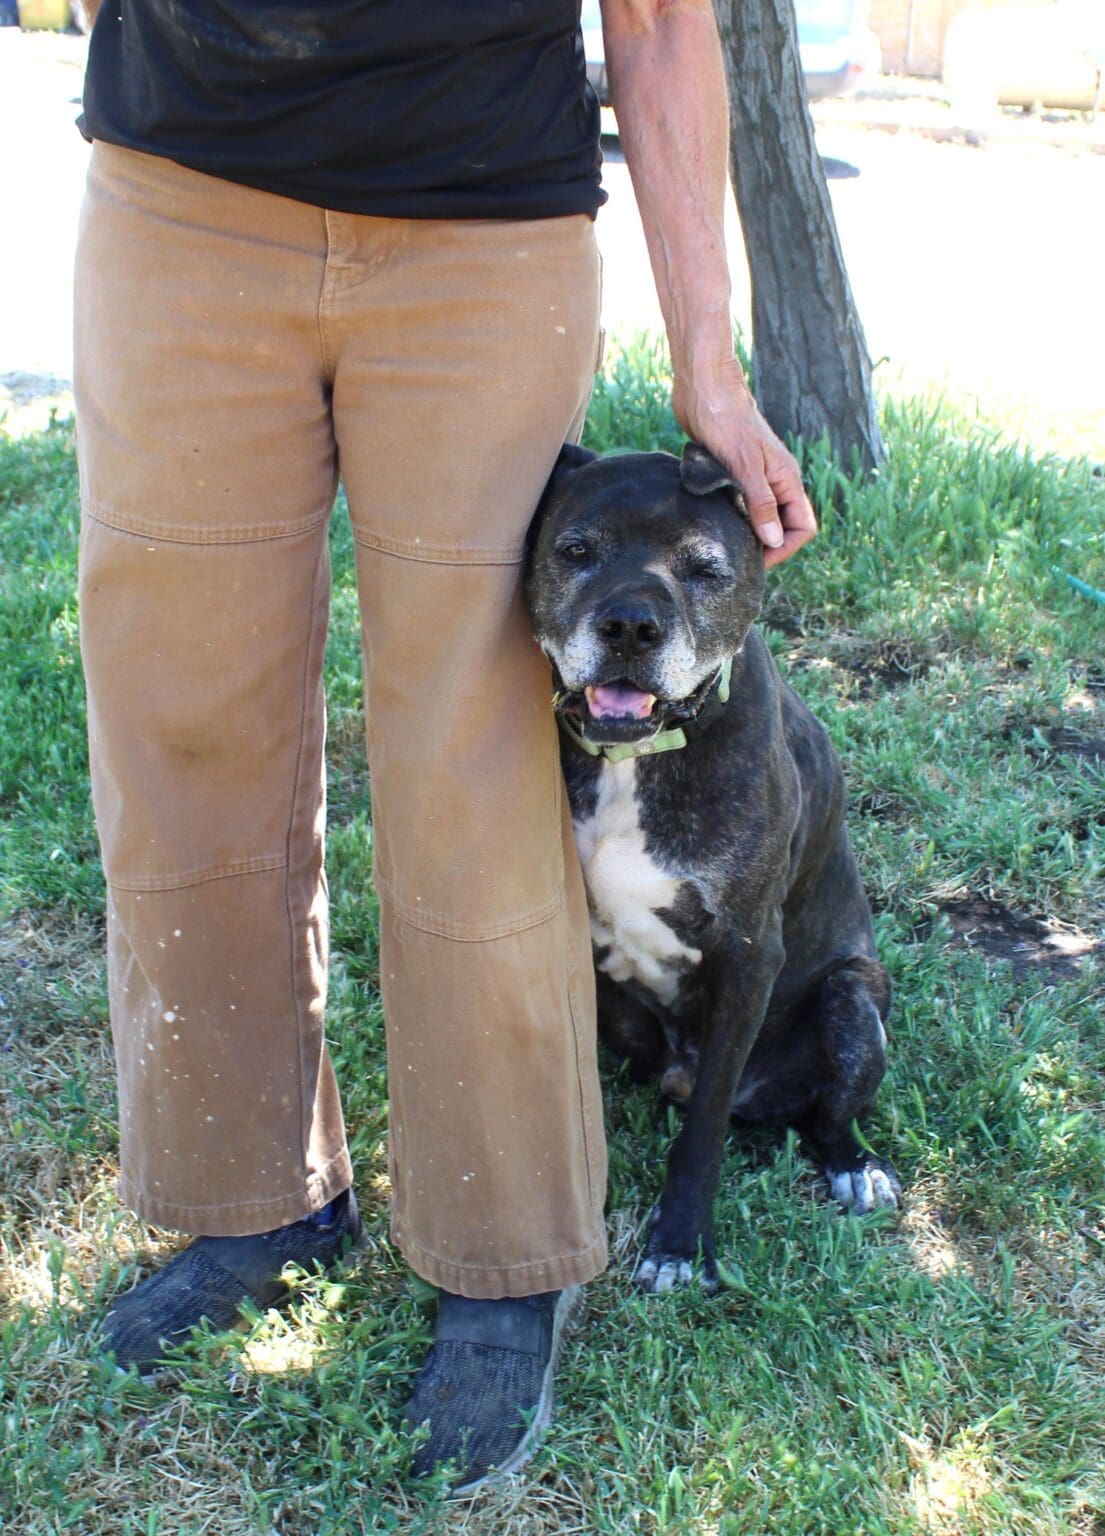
[75,143,608,1299]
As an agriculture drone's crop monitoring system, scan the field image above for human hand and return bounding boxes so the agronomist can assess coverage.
[673,358,817,570]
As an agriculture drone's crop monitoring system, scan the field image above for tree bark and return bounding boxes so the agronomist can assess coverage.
[713,0,884,470]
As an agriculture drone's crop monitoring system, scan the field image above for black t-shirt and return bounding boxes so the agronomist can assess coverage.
[81,1,605,220]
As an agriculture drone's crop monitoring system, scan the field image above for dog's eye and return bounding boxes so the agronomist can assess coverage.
[557,540,592,566]
[676,542,731,582]
[686,559,729,581]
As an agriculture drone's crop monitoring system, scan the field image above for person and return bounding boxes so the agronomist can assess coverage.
[75,0,816,1493]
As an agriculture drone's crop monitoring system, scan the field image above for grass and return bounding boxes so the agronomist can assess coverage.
[1,340,1103,1535]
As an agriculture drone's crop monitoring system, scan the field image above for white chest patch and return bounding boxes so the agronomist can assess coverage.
[571,758,701,1008]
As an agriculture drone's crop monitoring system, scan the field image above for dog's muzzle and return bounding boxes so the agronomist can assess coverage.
[552,657,733,763]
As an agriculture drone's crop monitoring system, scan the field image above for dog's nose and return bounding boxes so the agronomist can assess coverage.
[595,600,665,659]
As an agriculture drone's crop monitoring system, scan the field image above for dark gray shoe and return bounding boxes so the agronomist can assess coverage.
[404,1286,582,1495]
[101,1188,361,1375]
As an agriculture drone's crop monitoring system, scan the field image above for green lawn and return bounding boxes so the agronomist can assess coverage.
[2,347,1103,1535]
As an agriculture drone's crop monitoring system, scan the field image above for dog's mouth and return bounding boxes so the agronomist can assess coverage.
[585,682,658,722]
[553,680,659,745]
[553,669,720,747]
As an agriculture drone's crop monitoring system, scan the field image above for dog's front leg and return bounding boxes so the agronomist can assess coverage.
[636,925,784,1295]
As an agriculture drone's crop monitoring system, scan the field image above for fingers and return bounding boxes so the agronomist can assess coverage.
[743,470,786,556]
[728,447,817,570]
[762,469,818,571]
[741,467,786,555]
[671,372,818,569]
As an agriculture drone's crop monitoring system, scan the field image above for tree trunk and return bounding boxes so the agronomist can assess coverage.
[713,0,884,470]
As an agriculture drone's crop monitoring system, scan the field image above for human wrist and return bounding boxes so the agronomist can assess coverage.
[667,317,748,401]
[671,351,754,430]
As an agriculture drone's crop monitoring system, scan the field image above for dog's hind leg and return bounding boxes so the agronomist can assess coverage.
[795,958,901,1215]
[594,970,670,1083]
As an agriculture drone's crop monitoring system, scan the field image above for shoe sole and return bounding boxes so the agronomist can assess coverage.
[448,1284,584,1498]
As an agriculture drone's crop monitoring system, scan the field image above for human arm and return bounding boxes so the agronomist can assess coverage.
[598,0,816,567]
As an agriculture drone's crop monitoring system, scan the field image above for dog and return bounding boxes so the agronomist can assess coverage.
[525,442,901,1293]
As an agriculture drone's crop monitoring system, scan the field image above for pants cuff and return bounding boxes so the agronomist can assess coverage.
[116,1147,354,1237]
[393,1221,609,1299]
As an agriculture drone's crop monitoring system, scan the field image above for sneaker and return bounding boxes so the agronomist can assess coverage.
[403,1286,582,1495]
[100,1187,361,1375]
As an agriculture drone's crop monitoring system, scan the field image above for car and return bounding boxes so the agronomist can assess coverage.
[795,0,880,100]
[579,0,878,113]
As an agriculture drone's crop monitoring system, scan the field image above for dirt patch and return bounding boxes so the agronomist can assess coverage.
[999,717,1105,767]
[771,627,938,699]
[855,789,910,821]
[760,604,809,639]
[835,635,936,698]
[934,898,1100,980]
[848,653,929,697]
[1033,724,1105,765]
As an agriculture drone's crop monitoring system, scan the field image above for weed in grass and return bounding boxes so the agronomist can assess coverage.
[2,354,1104,1533]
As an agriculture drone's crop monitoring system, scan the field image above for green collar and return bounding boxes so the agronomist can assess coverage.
[555,656,733,764]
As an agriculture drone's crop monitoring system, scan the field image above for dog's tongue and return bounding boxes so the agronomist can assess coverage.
[585,684,657,720]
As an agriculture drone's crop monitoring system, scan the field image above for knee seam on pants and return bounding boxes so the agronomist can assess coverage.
[82,497,331,546]
[351,528,524,567]
[106,854,288,893]
[376,876,564,941]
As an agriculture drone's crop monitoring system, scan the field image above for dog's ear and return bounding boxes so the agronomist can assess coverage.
[546,441,599,490]
[680,442,736,496]
[680,442,750,520]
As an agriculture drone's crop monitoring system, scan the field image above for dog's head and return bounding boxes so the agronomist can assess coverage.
[525,443,765,750]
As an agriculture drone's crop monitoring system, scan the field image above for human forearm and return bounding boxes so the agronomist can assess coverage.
[601,0,735,388]
[599,0,816,565]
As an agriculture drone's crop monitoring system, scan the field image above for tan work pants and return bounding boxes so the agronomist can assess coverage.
[75,143,608,1298]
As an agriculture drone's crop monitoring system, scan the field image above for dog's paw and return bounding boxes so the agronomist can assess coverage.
[635,1252,699,1293]
[635,1209,719,1294]
[827,1158,901,1215]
